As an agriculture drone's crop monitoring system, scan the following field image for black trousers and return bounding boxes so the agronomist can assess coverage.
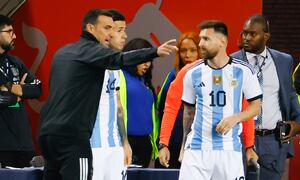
[128,135,152,168]
[39,135,93,180]
[0,150,35,168]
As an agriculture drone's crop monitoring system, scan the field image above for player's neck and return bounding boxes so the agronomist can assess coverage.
[207,52,229,69]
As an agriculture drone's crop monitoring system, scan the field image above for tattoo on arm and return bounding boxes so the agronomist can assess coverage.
[116,92,127,144]
[182,104,195,147]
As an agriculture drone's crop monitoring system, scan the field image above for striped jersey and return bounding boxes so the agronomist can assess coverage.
[182,58,262,152]
[90,70,122,148]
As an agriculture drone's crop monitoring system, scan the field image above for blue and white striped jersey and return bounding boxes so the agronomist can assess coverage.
[90,70,122,148]
[182,58,262,152]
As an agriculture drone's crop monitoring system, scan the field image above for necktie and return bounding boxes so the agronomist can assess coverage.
[254,55,263,126]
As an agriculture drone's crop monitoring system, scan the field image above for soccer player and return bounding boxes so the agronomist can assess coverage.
[90,9,130,180]
[179,20,262,180]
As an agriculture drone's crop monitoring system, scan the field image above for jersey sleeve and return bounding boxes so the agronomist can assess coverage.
[243,68,262,101]
[182,70,196,105]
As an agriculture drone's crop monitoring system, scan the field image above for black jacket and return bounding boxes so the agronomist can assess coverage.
[0,53,42,151]
[39,32,159,139]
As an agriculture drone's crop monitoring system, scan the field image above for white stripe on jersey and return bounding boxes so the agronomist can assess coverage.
[182,59,262,151]
[79,158,88,180]
[90,70,122,148]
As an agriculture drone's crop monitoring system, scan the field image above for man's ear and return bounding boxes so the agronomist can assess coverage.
[264,32,270,42]
[220,35,228,48]
[86,23,94,34]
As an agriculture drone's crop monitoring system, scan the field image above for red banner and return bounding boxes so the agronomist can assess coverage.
[11,0,261,151]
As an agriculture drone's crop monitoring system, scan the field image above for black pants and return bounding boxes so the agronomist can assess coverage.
[128,135,152,168]
[0,150,35,168]
[39,135,93,180]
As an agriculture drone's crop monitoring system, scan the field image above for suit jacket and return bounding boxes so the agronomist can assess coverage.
[231,48,300,123]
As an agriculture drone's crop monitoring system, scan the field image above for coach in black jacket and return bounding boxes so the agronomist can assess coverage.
[38,9,177,180]
[0,15,42,168]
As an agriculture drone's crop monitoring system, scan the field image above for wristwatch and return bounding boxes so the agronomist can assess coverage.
[158,143,168,150]
[4,82,13,92]
[246,145,256,152]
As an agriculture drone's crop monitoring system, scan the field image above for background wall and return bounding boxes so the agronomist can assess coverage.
[2,0,300,179]
[263,0,300,65]
[9,0,261,149]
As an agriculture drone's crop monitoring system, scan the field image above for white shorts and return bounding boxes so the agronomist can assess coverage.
[179,149,245,180]
[92,147,125,180]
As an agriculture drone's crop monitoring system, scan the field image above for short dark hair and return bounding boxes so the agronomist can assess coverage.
[247,14,270,33]
[199,20,228,37]
[0,14,13,30]
[82,9,112,31]
[108,9,126,22]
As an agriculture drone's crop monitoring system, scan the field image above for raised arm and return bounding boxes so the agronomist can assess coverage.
[86,39,178,70]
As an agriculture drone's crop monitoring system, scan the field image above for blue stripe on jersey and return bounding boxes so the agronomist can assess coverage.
[233,67,243,151]
[212,69,224,150]
[108,72,116,147]
[191,69,203,149]
[90,114,101,148]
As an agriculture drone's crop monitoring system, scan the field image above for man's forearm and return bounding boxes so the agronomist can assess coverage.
[235,99,261,123]
[182,104,195,147]
[117,93,128,144]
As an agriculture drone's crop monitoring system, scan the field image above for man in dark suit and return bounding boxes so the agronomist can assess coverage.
[231,14,300,180]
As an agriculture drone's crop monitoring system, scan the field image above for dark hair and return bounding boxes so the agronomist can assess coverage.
[247,14,270,33]
[82,9,112,31]
[123,38,153,52]
[108,9,126,21]
[199,20,228,37]
[122,38,156,97]
[0,15,13,30]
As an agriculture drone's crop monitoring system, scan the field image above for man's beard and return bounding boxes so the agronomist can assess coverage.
[0,41,14,52]
[201,49,217,60]
[242,38,265,54]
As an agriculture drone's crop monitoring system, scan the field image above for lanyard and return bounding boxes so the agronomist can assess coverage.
[256,55,267,79]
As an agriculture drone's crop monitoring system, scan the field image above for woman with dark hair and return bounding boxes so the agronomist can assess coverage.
[120,38,159,167]
[156,32,201,168]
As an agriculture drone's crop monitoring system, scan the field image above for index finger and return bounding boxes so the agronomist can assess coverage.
[164,39,177,45]
[21,73,28,84]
